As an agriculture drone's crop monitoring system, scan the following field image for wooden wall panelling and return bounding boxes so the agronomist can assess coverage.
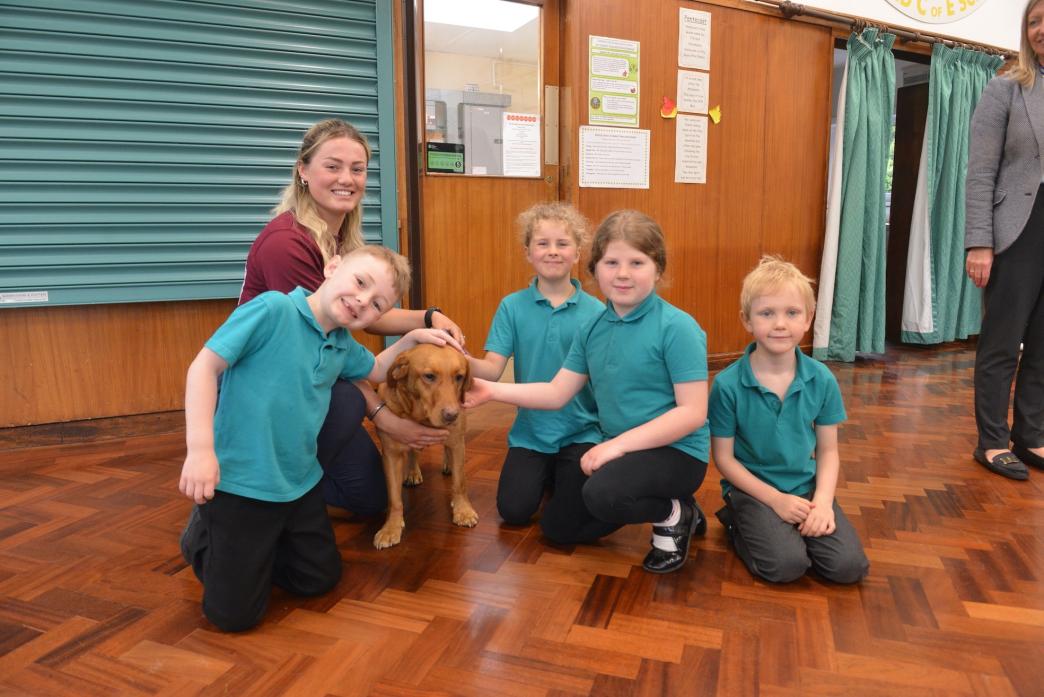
[562,0,727,341]
[420,176,552,347]
[0,300,233,427]
[703,5,770,356]
[0,299,385,428]
[563,0,833,361]
[758,17,833,321]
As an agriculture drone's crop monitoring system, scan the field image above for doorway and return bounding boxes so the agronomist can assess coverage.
[886,58,930,343]
[827,44,931,345]
[412,0,562,347]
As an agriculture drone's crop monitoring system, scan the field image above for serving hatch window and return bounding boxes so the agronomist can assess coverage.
[423,0,542,177]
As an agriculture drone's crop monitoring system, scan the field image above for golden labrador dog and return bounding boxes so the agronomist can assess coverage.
[373,344,477,549]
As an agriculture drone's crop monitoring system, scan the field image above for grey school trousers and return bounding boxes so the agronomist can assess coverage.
[717,487,869,584]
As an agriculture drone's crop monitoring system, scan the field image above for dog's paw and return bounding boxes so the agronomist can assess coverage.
[373,523,404,549]
[403,469,423,487]
[451,500,479,528]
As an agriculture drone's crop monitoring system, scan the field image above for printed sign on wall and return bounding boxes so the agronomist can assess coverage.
[589,36,641,128]
[502,113,541,177]
[884,0,988,24]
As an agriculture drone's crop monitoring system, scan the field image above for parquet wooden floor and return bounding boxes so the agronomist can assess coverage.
[1,343,1042,696]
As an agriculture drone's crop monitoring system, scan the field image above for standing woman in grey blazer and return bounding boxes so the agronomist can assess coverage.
[965,0,1044,479]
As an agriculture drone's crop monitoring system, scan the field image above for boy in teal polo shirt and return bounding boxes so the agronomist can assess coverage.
[178,245,460,631]
[709,256,868,584]
[469,202,603,525]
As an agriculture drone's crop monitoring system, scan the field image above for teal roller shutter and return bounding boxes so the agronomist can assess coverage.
[0,0,398,308]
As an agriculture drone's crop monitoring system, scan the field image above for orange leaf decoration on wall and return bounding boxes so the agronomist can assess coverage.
[660,96,677,119]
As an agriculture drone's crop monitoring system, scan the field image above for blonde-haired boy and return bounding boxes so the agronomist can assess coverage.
[709,256,868,583]
[178,245,458,631]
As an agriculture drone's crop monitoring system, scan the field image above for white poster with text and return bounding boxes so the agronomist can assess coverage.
[676,70,709,114]
[502,112,541,177]
[675,114,707,184]
[579,126,650,189]
[678,8,711,71]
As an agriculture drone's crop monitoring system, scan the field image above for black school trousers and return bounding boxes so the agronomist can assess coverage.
[538,444,707,545]
[182,483,342,632]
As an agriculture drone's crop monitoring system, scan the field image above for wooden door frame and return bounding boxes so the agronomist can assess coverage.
[396,0,561,312]
[398,0,425,311]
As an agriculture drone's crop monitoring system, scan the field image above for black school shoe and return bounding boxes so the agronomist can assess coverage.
[642,498,707,574]
[1012,443,1044,471]
[973,447,1028,480]
[179,504,204,566]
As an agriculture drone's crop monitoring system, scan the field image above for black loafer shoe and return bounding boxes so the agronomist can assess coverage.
[973,448,1029,480]
[642,499,703,574]
[1012,444,1044,471]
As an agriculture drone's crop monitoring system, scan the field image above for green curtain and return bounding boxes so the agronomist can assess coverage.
[821,29,895,362]
[901,45,1003,344]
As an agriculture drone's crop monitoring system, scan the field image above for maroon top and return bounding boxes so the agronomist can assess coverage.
[239,211,326,305]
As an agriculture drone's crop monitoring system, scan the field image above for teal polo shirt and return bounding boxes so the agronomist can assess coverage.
[485,278,603,452]
[206,287,375,502]
[708,343,846,496]
[563,292,710,461]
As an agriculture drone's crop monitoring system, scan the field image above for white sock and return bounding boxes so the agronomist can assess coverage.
[652,532,678,552]
[651,499,683,553]
[653,499,681,527]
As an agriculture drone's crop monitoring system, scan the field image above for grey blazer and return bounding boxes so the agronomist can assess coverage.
[965,75,1044,254]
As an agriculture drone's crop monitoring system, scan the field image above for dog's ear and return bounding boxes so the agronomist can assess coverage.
[387,353,411,392]
[458,355,473,402]
[389,352,418,415]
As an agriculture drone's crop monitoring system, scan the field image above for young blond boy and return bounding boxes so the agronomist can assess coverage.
[709,256,868,583]
[178,245,459,631]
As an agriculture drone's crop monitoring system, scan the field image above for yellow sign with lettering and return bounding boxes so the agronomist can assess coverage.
[885,0,988,24]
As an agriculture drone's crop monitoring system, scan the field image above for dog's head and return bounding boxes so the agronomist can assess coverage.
[386,344,472,427]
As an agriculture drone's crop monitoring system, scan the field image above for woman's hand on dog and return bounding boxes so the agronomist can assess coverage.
[429,312,466,347]
[406,328,465,354]
[374,408,449,450]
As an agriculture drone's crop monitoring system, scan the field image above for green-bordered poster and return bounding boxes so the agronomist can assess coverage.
[588,35,640,128]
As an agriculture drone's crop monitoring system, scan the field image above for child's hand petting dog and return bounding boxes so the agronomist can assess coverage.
[463,378,495,409]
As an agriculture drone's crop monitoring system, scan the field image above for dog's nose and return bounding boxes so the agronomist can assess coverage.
[442,408,459,424]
